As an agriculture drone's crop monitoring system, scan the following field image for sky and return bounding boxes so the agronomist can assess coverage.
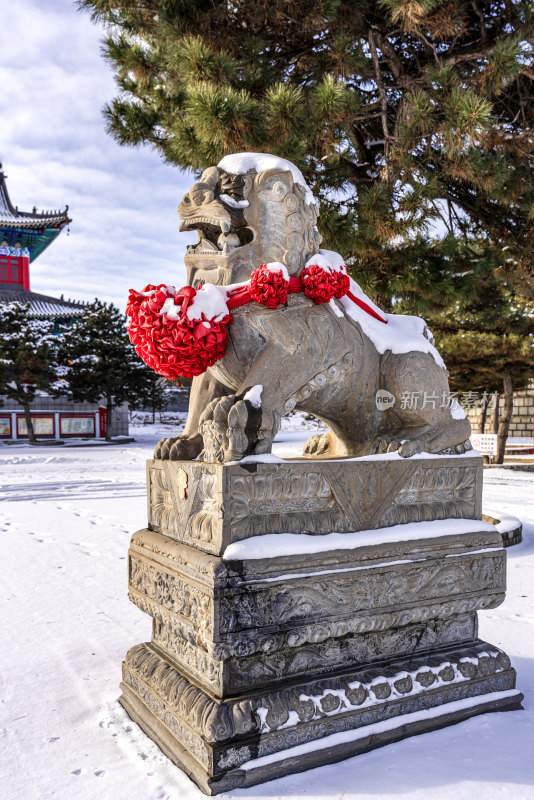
[0,0,196,309]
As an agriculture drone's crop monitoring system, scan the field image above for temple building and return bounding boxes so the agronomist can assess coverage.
[0,165,78,314]
[0,164,128,442]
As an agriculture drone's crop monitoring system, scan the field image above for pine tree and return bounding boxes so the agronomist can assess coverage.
[423,241,534,462]
[80,0,534,455]
[0,303,59,444]
[131,373,171,423]
[57,300,157,440]
[79,0,534,303]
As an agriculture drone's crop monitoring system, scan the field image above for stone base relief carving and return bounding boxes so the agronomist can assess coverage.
[119,458,522,793]
[119,638,522,794]
[147,456,482,556]
[151,613,478,695]
[127,523,505,696]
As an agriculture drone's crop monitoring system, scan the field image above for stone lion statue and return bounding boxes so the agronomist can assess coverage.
[155,153,471,463]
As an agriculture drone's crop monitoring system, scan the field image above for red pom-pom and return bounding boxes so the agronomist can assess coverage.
[126,284,232,380]
[300,265,337,304]
[126,284,158,318]
[333,270,350,299]
[250,264,289,309]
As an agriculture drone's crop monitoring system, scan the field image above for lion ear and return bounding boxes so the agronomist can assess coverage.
[254,167,294,198]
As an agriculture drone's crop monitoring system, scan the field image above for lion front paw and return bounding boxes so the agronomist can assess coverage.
[371,436,403,455]
[199,394,244,462]
[397,439,424,458]
[303,433,332,456]
[154,434,203,461]
[154,436,177,459]
[198,393,275,462]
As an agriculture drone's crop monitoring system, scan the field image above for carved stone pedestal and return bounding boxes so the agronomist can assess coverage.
[120,456,522,794]
[144,454,484,556]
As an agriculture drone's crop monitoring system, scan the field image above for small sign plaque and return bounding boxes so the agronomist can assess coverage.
[470,433,498,455]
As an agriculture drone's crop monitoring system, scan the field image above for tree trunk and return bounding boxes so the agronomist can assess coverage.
[495,376,513,465]
[106,395,113,441]
[491,391,500,435]
[22,398,36,445]
[480,391,489,434]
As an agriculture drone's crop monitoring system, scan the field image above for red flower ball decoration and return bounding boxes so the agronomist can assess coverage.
[333,270,350,299]
[300,264,337,304]
[126,284,232,380]
[249,263,289,309]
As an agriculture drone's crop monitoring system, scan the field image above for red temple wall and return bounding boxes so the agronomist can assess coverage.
[0,253,30,290]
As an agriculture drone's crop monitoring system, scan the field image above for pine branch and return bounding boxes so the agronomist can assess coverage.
[519,65,534,81]
[368,29,391,183]
[470,1,487,44]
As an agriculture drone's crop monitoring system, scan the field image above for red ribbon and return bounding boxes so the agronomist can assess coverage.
[345,291,388,323]
[226,285,253,309]
[174,285,196,314]
[127,266,387,382]
[227,275,387,323]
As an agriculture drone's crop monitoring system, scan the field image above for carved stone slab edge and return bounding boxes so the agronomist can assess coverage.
[215,554,506,630]
[152,613,477,696]
[119,641,521,794]
[213,690,520,794]
[130,529,226,586]
[122,640,515,744]
[218,615,478,694]
[226,530,503,583]
[225,672,519,773]
[119,671,211,770]
[146,456,483,555]
[131,588,489,658]
[119,685,215,795]
[131,526,503,586]
[119,676,521,796]
[128,544,506,639]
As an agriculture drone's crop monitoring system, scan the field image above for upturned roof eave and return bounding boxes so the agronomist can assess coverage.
[0,167,70,227]
[0,286,85,317]
[0,216,70,229]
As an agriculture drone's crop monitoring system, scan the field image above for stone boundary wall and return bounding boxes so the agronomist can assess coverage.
[465,380,533,437]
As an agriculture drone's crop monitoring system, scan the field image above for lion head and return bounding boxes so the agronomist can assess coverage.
[178,153,322,287]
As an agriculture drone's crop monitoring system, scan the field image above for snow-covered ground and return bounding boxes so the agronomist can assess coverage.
[1,422,534,800]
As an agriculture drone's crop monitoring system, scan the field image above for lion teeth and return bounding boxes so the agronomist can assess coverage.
[201,238,218,251]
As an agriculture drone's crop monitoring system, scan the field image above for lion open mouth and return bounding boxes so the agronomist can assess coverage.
[180,207,253,256]
[178,168,254,258]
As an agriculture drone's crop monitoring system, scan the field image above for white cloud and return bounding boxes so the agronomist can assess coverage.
[0,0,197,309]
